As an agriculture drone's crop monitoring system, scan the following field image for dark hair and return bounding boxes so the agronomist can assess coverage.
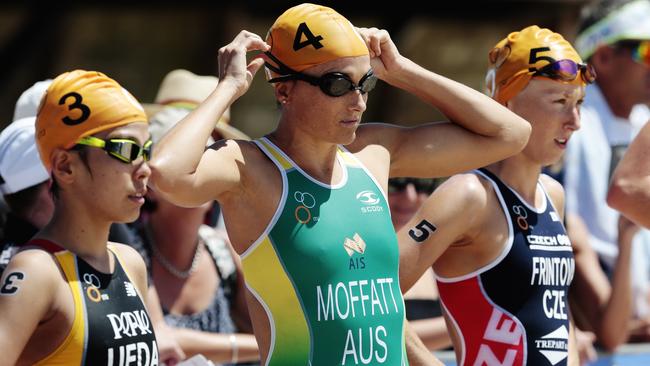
[50,145,92,199]
[4,181,48,215]
[578,0,634,35]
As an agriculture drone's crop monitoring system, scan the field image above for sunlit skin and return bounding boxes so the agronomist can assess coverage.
[270,55,370,148]
[507,78,584,168]
[0,121,157,366]
[65,122,151,225]
[398,77,585,365]
[149,27,533,365]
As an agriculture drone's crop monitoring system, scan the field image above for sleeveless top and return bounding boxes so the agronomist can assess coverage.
[436,169,575,366]
[33,240,158,366]
[241,137,408,366]
[134,224,237,334]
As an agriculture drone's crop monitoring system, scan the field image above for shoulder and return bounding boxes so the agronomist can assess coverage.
[440,173,490,202]
[540,174,565,212]
[109,243,146,278]
[8,247,59,269]
[1,248,62,295]
[420,172,491,215]
[204,138,271,172]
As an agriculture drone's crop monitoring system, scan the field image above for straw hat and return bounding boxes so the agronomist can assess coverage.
[144,69,249,140]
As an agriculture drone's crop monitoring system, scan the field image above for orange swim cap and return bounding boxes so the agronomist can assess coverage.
[485,25,585,105]
[264,3,368,78]
[35,70,146,170]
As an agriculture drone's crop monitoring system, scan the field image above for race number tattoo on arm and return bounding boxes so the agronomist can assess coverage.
[0,271,25,295]
[408,220,437,243]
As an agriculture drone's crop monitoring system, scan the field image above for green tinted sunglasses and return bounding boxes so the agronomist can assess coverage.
[76,136,153,164]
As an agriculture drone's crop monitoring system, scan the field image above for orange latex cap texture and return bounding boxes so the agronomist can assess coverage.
[265,3,368,78]
[36,70,147,169]
[485,25,584,105]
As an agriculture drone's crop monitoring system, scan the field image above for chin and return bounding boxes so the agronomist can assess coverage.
[339,131,357,145]
[114,210,141,224]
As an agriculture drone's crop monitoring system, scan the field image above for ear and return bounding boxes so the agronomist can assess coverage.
[273,81,295,104]
[50,148,79,186]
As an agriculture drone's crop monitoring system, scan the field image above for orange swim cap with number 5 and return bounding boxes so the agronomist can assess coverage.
[485,26,587,105]
[35,70,147,170]
[264,3,368,78]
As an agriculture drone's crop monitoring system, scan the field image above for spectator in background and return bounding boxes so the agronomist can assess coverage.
[565,0,650,333]
[135,69,259,365]
[388,177,452,351]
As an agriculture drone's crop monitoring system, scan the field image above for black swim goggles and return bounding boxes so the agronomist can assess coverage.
[388,177,437,195]
[75,136,153,164]
[531,59,596,84]
[264,52,377,97]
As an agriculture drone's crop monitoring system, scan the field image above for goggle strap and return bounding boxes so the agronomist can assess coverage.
[77,136,106,149]
[264,52,301,79]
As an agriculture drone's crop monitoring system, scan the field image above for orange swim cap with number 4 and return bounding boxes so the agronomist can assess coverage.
[35,70,147,170]
[485,25,594,105]
[264,3,368,78]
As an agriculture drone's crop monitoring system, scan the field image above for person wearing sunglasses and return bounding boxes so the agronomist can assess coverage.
[386,177,453,352]
[398,25,596,366]
[0,70,171,366]
[563,0,650,342]
[148,3,531,365]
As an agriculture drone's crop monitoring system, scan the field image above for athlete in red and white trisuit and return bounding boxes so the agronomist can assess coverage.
[399,26,594,366]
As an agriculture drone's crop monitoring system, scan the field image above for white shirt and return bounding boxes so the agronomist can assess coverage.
[564,83,650,315]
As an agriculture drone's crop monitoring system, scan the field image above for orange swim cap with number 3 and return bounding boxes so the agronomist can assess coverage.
[35,70,147,170]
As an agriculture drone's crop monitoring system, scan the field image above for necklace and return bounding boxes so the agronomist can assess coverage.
[148,228,203,279]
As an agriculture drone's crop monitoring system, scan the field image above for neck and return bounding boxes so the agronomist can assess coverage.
[268,125,341,183]
[148,210,202,267]
[38,200,112,271]
[486,155,542,206]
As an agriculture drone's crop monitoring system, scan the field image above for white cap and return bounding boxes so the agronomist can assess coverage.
[0,117,49,195]
[149,106,215,146]
[13,79,53,121]
[576,0,650,59]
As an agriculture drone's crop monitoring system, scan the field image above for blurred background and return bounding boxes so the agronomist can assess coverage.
[0,0,589,136]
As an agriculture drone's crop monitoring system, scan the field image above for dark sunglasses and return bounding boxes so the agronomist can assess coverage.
[531,59,596,84]
[388,178,437,195]
[632,40,650,66]
[76,136,153,164]
[265,52,377,97]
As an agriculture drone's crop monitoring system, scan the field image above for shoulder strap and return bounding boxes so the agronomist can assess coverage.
[255,137,294,171]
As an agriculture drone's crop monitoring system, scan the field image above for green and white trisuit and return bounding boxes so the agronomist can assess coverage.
[241,137,408,365]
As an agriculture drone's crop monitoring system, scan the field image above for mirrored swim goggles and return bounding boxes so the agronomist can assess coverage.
[264,52,378,97]
[75,136,153,164]
[531,59,596,84]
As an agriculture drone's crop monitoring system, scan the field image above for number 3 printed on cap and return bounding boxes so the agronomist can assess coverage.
[59,92,91,126]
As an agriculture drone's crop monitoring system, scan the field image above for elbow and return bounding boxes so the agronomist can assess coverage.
[606,178,630,212]
[147,156,177,195]
[595,321,628,352]
[598,333,625,353]
[502,116,531,153]
[514,120,532,151]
